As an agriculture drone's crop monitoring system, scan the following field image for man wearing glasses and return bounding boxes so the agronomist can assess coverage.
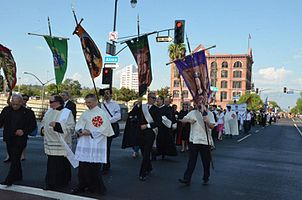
[135,92,161,181]
[41,95,75,190]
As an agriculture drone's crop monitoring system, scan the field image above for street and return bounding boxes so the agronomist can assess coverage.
[0,118,302,200]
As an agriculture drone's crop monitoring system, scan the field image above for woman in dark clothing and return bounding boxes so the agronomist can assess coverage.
[176,103,190,152]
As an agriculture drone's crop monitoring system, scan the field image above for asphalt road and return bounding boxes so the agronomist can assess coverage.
[0,118,302,200]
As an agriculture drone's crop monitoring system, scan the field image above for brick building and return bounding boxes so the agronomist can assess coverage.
[170,46,253,109]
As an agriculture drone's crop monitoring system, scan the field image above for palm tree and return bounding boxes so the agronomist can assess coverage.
[168,43,186,104]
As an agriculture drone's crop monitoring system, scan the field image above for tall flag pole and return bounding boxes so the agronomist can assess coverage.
[72,8,102,102]
[248,33,252,49]
[126,35,152,96]
[0,44,17,103]
[28,18,69,90]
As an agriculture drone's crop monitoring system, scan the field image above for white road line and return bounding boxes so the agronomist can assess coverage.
[255,130,259,133]
[237,134,251,142]
[0,184,98,200]
[294,124,302,137]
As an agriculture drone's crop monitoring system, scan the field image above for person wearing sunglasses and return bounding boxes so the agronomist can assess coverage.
[41,95,75,191]
[132,92,161,181]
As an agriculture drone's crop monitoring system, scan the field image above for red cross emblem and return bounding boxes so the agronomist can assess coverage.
[92,116,103,127]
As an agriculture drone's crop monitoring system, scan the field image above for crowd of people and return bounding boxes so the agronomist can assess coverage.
[0,90,279,196]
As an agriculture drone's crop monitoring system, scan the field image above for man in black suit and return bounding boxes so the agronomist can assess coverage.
[61,91,77,121]
[0,94,36,186]
[135,92,161,181]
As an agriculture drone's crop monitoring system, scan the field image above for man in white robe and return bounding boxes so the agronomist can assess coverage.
[42,95,75,190]
[224,105,239,137]
[71,94,114,195]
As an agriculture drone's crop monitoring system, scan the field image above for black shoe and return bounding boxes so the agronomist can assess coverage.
[178,178,190,186]
[43,185,55,191]
[139,176,146,181]
[3,158,10,163]
[71,187,85,195]
[1,180,13,186]
[203,179,209,185]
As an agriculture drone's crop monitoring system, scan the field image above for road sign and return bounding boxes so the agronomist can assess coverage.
[104,63,118,69]
[287,90,294,94]
[104,56,119,63]
[210,86,219,92]
[156,36,173,42]
[109,31,118,41]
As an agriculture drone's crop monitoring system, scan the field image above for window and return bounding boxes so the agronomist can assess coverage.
[210,63,217,87]
[232,81,241,88]
[174,67,180,78]
[222,61,228,68]
[173,90,179,98]
[233,92,241,98]
[174,80,180,87]
[221,91,227,100]
[221,70,228,78]
[221,81,228,88]
[183,90,189,98]
[233,61,242,68]
[233,71,242,78]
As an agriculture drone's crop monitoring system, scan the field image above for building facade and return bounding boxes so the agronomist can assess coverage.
[120,64,139,92]
[170,47,253,109]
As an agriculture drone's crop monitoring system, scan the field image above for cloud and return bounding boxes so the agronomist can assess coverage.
[257,67,291,82]
[298,78,302,84]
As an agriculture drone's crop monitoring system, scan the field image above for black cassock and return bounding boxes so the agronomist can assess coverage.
[156,105,177,156]
[122,105,142,149]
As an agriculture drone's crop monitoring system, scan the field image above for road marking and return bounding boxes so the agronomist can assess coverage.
[255,130,259,133]
[0,184,98,200]
[237,134,251,142]
[294,124,302,137]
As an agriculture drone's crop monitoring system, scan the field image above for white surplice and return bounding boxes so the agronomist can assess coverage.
[75,106,114,163]
[224,110,239,136]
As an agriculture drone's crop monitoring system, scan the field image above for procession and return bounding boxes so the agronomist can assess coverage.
[1,1,301,200]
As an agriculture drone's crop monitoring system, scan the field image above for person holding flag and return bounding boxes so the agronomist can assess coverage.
[178,101,215,186]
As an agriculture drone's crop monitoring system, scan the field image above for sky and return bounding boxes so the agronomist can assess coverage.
[1,0,301,110]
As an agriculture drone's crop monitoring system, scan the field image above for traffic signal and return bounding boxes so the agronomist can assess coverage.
[102,68,113,85]
[256,88,259,94]
[283,87,287,93]
[0,75,4,92]
[174,20,185,44]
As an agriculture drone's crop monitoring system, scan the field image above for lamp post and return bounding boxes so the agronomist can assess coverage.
[24,71,54,111]
[108,0,137,55]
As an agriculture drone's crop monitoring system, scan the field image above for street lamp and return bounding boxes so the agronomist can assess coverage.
[23,71,54,111]
[130,0,137,8]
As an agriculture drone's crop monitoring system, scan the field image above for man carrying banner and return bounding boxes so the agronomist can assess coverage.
[178,101,215,186]
[41,95,75,190]
[72,94,114,195]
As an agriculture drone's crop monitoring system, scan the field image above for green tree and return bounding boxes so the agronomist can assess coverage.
[238,92,263,111]
[157,87,170,98]
[291,92,302,114]
[168,43,186,103]
[60,79,82,97]
[118,87,138,103]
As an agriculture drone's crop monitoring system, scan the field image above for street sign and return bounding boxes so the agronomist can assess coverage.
[104,63,118,69]
[210,86,219,92]
[287,90,294,94]
[109,31,118,41]
[156,36,173,42]
[104,56,119,63]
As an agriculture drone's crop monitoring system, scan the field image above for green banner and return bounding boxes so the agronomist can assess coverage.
[44,36,68,85]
